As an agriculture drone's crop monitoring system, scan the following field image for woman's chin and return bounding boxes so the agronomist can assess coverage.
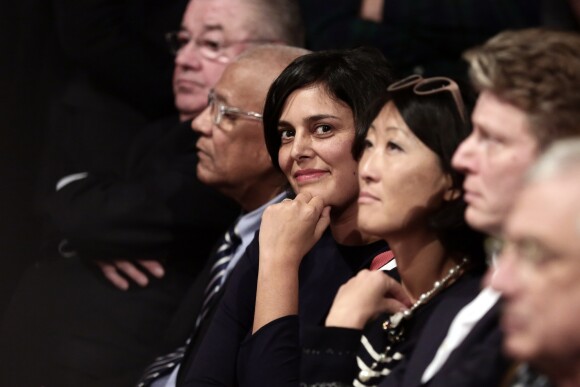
[295,187,327,201]
[356,219,386,239]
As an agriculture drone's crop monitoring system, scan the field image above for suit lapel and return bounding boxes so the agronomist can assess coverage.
[400,273,483,387]
[428,300,504,385]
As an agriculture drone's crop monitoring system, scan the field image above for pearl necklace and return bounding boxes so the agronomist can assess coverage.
[358,257,470,383]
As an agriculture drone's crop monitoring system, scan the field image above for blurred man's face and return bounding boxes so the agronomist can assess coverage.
[173,0,262,120]
[452,91,538,235]
[491,174,580,370]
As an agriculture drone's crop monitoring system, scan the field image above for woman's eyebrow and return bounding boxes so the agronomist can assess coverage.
[277,121,293,130]
[278,114,341,129]
[305,114,340,121]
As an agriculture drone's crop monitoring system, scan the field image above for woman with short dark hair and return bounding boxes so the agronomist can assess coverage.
[184,47,395,386]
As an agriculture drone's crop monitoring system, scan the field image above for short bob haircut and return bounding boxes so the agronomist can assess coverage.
[263,47,394,170]
[356,77,485,266]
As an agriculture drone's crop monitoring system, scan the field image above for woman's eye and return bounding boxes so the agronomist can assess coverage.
[386,141,402,151]
[314,124,332,135]
[280,129,295,141]
[363,139,373,150]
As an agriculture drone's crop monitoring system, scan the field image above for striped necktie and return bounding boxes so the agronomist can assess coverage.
[136,225,241,386]
[195,226,241,326]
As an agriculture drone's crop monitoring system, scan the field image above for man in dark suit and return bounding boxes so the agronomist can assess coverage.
[0,1,305,386]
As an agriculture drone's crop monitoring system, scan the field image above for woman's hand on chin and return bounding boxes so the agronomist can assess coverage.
[258,192,331,271]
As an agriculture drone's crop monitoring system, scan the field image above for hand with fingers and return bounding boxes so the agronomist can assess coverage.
[258,192,331,271]
[325,269,412,329]
[95,259,165,290]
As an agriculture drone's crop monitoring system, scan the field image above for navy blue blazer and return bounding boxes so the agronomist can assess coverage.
[424,300,509,387]
[382,280,504,386]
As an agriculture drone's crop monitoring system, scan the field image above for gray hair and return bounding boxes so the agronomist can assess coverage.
[243,0,305,47]
[527,137,580,182]
[527,137,580,234]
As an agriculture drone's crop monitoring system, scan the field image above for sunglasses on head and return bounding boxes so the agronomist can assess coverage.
[387,75,467,123]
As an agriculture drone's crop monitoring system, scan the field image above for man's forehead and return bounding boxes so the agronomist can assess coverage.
[508,179,580,246]
[213,63,241,99]
[473,91,532,138]
[213,76,246,107]
[184,0,253,34]
[212,82,233,104]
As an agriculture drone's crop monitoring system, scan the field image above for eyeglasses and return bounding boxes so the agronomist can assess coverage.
[484,236,556,267]
[387,75,467,124]
[165,30,273,63]
[208,90,263,129]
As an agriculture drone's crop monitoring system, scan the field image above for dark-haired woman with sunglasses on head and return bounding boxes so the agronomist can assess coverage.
[240,75,497,386]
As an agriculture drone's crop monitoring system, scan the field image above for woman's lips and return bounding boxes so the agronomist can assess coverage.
[463,189,481,204]
[293,169,329,183]
[358,190,380,204]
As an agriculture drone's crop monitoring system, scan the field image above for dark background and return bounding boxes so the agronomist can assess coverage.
[0,0,68,318]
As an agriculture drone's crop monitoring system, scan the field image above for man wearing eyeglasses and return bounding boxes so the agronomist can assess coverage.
[489,139,580,386]
[136,44,309,387]
[416,28,580,386]
[0,1,304,386]
[169,0,303,121]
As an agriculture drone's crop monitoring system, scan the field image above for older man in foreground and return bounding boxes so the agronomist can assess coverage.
[491,138,580,386]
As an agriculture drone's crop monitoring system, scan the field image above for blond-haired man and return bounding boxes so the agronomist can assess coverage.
[421,28,580,386]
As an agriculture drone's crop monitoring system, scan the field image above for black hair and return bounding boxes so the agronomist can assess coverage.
[263,47,394,170]
[357,79,485,266]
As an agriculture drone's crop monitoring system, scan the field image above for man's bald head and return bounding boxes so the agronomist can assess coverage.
[226,45,311,111]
